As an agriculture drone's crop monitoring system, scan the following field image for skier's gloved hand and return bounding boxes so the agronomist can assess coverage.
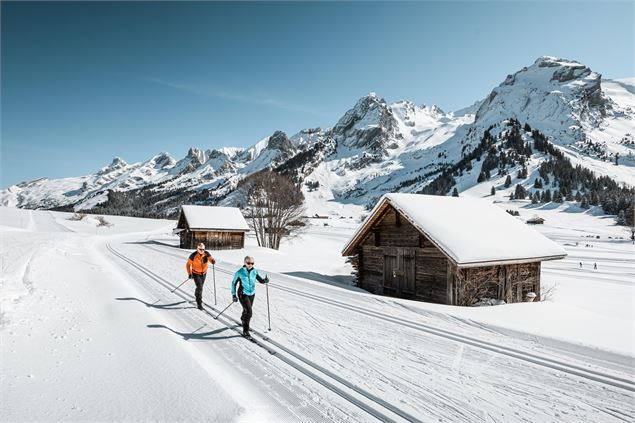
[264,276,269,284]
[210,258,216,265]
[188,274,193,279]
[232,295,238,303]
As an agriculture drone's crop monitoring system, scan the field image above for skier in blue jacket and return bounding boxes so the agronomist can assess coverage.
[231,256,269,338]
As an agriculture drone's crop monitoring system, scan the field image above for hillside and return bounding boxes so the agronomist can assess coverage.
[2,57,634,219]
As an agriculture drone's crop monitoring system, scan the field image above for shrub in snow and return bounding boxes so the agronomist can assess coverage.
[472,298,506,307]
[68,212,86,221]
[96,216,113,227]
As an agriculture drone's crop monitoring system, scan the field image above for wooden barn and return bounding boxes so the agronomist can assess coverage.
[175,205,249,250]
[526,216,546,225]
[342,194,566,306]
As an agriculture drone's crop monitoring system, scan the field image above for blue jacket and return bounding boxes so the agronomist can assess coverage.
[231,266,266,296]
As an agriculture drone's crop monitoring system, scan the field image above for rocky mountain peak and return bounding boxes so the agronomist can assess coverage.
[96,156,128,176]
[475,56,611,132]
[267,130,295,154]
[185,147,206,165]
[332,93,399,152]
[109,156,127,168]
[151,152,176,169]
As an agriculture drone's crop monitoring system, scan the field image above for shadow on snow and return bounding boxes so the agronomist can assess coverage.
[147,324,242,341]
[115,297,196,310]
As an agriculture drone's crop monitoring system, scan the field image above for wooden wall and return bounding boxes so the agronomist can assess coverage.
[352,205,542,306]
[357,207,449,303]
[447,262,541,305]
[180,231,245,250]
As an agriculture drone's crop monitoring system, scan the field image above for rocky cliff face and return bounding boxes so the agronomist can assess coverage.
[474,56,616,142]
[331,93,400,155]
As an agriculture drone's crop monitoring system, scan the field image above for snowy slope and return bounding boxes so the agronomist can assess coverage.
[2,207,633,422]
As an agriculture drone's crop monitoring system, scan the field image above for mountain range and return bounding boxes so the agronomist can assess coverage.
[2,56,634,218]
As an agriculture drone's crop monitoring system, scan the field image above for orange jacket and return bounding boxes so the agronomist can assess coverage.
[186,250,216,276]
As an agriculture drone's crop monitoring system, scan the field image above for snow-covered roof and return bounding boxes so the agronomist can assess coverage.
[342,193,566,267]
[179,205,249,231]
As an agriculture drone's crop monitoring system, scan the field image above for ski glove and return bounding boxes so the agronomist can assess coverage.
[188,274,193,279]
[264,276,270,284]
[232,295,238,303]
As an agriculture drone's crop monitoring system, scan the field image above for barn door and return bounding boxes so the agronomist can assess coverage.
[383,252,397,294]
[400,248,416,297]
[383,248,415,298]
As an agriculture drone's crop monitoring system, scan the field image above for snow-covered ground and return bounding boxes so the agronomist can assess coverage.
[2,206,634,422]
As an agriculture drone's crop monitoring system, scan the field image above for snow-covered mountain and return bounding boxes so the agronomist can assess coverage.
[2,56,634,216]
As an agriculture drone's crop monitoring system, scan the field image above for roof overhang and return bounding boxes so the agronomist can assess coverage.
[342,195,567,266]
[342,198,391,256]
[188,228,249,232]
[455,254,567,268]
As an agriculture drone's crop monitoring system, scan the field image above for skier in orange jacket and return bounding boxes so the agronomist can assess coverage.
[185,243,216,310]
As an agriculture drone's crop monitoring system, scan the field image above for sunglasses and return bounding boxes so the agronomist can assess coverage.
[197,248,204,251]
[245,262,254,265]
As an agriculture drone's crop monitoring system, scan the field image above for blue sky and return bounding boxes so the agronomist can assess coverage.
[2,1,633,188]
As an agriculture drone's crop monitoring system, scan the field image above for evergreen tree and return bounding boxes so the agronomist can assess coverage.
[544,189,552,202]
[452,187,459,197]
[490,186,496,196]
[504,175,512,188]
[509,192,515,200]
[590,192,599,206]
[514,184,527,200]
[624,202,634,226]
[617,210,626,225]
[580,196,589,209]
[517,167,528,179]
[534,178,543,189]
[531,193,539,204]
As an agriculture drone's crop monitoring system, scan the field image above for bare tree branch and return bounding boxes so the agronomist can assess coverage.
[238,171,306,250]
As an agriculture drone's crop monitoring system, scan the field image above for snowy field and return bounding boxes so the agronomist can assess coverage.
[1,206,634,422]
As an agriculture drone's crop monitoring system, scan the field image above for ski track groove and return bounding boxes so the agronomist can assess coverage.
[140,241,635,393]
[106,242,419,423]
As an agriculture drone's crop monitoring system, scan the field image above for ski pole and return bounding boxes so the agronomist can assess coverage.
[265,277,271,331]
[214,301,234,320]
[213,264,217,306]
[171,277,190,293]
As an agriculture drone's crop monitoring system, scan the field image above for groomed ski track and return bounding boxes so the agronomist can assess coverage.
[106,243,419,423]
[138,241,635,394]
[107,238,635,422]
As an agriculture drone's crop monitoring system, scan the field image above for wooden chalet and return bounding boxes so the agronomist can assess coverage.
[526,216,546,225]
[342,194,566,306]
[175,205,249,250]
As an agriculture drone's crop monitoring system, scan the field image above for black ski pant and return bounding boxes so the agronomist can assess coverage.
[193,273,206,307]
[238,292,255,334]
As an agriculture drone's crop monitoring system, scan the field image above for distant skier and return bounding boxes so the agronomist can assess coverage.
[185,243,216,310]
[579,262,582,268]
[594,262,597,270]
[231,256,269,339]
